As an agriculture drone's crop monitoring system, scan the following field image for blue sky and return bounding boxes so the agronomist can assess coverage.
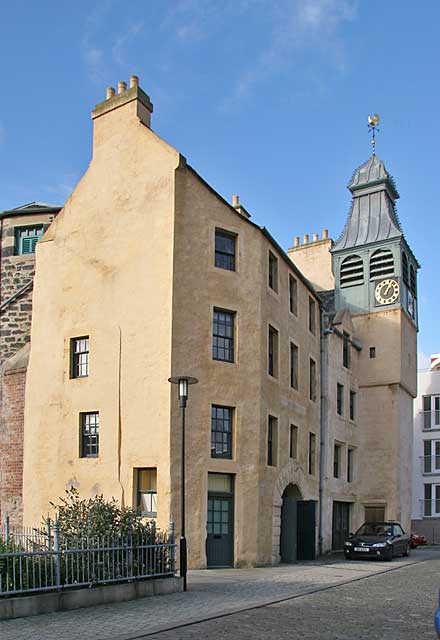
[1,1,439,365]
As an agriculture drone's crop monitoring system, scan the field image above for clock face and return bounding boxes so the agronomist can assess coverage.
[374,278,400,305]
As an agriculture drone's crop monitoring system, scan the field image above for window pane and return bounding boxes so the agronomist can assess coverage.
[215,230,236,271]
[81,412,99,457]
[289,275,298,314]
[213,310,235,362]
[211,406,233,458]
[208,473,232,493]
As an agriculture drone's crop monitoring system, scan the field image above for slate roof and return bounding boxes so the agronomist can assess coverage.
[0,201,62,218]
[332,155,403,252]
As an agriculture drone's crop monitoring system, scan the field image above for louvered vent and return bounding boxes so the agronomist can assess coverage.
[410,265,416,294]
[402,252,409,286]
[369,249,394,280]
[340,255,364,288]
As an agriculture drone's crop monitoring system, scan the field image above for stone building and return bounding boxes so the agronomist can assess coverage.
[411,355,440,543]
[3,78,418,566]
[0,203,61,524]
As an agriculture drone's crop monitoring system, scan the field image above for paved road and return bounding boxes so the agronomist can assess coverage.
[1,547,439,639]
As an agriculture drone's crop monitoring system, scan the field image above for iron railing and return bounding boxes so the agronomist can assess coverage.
[0,517,176,597]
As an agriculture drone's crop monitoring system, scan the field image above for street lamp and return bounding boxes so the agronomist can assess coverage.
[168,375,198,591]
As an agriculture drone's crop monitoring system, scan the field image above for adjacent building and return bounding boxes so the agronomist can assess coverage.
[412,355,440,542]
[0,77,419,567]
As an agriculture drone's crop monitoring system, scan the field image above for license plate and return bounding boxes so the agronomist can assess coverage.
[354,547,370,552]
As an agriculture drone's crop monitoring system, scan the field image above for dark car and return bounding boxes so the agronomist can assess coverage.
[410,532,427,548]
[344,522,410,561]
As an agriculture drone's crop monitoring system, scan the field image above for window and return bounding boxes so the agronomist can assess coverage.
[369,248,394,280]
[80,412,99,458]
[369,347,376,359]
[268,251,278,292]
[207,474,233,537]
[213,309,235,362]
[290,342,298,389]
[215,229,236,271]
[340,254,364,287]
[337,384,344,416]
[309,358,317,402]
[343,332,350,368]
[268,326,279,378]
[290,425,298,459]
[267,415,277,466]
[308,297,316,335]
[289,275,298,315]
[334,444,342,478]
[308,433,316,475]
[350,391,356,421]
[424,483,440,517]
[70,336,89,378]
[422,395,440,429]
[136,468,157,517]
[347,448,354,482]
[211,406,233,459]
[14,225,43,255]
[423,440,440,473]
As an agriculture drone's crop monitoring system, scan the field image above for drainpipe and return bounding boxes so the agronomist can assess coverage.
[319,310,332,556]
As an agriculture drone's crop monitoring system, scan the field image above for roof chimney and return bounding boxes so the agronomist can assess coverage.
[231,195,251,219]
[313,233,319,242]
[322,229,328,239]
[92,76,154,147]
[293,236,300,247]
[303,234,309,244]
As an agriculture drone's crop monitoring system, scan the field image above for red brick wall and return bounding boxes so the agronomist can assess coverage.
[0,367,26,526]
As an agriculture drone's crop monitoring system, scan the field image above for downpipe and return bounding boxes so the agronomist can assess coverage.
[318,311,332,556]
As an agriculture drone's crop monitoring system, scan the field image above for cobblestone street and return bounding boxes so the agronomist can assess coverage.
[1,547,439,640]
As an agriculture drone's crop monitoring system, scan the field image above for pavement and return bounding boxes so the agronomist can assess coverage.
[1,547,439,640]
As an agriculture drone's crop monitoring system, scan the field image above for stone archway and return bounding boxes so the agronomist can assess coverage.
[271,462,311,564]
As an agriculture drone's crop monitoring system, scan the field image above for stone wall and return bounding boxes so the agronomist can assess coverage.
[0,356,27,526]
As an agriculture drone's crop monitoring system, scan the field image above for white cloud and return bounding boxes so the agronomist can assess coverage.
[223,0,358,110]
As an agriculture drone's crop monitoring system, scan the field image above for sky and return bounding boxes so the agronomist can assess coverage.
[1,0,439,366]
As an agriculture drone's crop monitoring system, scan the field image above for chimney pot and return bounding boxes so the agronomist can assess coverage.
[313,233,319,242]
[294,236,300,247]
[232,195,239,208]
[322,229,329,239]
[106,87,116,100]
[303,234,309,245]
[130,75,139,88]
[118,81,127,94]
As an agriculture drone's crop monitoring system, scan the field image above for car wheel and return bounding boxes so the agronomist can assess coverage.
[384,547,393,561]
[402,544,410,557]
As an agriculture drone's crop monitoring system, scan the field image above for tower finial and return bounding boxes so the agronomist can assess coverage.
[367,113,380,155]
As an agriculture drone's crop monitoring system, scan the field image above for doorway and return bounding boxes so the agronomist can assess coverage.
[206,473,234,568]
[332,501,351,550]
[280,484,316,562]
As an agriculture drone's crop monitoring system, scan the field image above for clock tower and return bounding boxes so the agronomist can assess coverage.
[332,153,419,530]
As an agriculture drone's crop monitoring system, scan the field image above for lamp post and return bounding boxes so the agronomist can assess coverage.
[168,375,198,591]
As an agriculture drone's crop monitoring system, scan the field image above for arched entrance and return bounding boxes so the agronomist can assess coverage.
[280,484,302,563]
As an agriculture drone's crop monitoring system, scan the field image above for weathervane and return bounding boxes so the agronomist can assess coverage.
[367,114,380,155]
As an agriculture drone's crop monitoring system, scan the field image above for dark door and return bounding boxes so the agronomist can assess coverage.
[206,494,234,567]
[297,500,316,560]
[332,501,350,550]
[280,496,298,563]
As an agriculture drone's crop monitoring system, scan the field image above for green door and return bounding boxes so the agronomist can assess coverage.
[206,494,234,567]
[280,496,298,563]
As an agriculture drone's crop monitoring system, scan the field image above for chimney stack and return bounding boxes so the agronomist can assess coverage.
[293,236,300,247]
[322,229,329,239]
[313,233,319,242]
[232,195,240,208]
[303,234,309,245]
[92,75,154,132]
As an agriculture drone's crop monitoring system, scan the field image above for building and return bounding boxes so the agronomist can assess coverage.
[0,202,61,525]
[2,77,418,567]
[412,355,440,543]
